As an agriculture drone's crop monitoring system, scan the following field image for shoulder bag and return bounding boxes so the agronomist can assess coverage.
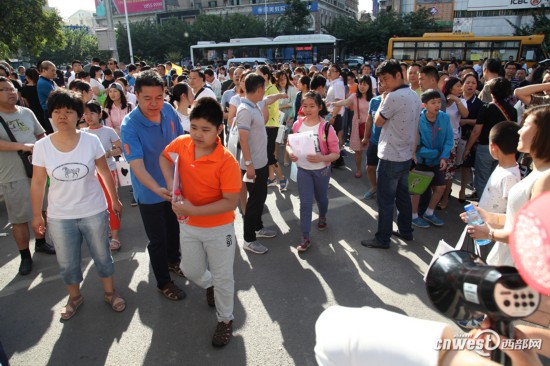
[0,115,33,178]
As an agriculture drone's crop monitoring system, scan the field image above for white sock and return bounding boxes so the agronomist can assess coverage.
[425,208,434,216]
[412,213,419,219]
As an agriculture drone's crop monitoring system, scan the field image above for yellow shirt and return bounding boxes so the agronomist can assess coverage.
[265,83,280,128]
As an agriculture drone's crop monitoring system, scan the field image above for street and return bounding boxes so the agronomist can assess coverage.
[0,153,509,365]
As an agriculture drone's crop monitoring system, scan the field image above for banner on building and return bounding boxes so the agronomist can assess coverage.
[252,1,318,15]
[467,0,550,11]
[95,0,164,17]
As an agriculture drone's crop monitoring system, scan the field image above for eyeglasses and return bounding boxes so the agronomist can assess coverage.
[108,63,114,65]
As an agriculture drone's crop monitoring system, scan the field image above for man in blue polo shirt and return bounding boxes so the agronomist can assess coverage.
[121,70,186,301]
[36,60,56,134]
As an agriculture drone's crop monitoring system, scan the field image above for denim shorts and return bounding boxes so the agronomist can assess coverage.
[366,142,379,167]
[48,210,114,284]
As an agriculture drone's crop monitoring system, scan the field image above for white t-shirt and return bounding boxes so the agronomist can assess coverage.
[208,78,222,99]
[478,164,521,213]
[195,86,217,101]
[445,98,468,140]
[33,132,107,219]
[297,122,325,170]
[83,126,120,171]
[177,111,190,132]
[126,92,137,106]
[326,79,345,116]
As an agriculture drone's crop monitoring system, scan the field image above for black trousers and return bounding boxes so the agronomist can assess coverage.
[242,165,269,242]
[138,201,180,288]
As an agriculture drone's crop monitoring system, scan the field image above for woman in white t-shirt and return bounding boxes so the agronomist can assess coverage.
[89,65,105,101]
[83,101,124,252]
[30,89,126,321]
[169,82,194,133]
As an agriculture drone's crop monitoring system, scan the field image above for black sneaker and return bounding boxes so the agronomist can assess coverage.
[131,197,138,207]
[35,241,56,255]
[19,257,33,276]
[392,230,414,241]
[206,286,215,307]
[212,320,233,347]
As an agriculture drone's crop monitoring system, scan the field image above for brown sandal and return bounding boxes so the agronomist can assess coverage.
[158,281,186,301]
[212,320,233,347]
[60,295,84,320]
[104,291,126,312]
[168,262,186,277]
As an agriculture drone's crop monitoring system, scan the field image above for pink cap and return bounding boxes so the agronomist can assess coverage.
[510,191,550,296]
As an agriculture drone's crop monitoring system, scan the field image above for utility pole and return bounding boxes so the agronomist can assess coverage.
[104,0,120,61]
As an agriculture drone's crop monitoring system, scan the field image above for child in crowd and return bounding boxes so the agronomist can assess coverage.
[412,89,454,229]
[83,101,124,251]
[475,121,521,258]
[159,97,242,347]
[287,91,340,252]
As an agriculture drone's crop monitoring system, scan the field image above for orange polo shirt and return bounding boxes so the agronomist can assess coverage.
[163,135,242,228]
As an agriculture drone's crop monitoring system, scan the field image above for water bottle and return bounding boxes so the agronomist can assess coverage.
[464,204,491,246]
[173,189,189,224]
[325,113,332,123]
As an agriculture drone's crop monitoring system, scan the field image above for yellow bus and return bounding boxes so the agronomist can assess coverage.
[387,33,547,66]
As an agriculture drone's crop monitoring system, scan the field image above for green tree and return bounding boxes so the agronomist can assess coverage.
[507,9,550,52]
[277,0,311,35]
[0,0,64,59]
[38,28,111,65]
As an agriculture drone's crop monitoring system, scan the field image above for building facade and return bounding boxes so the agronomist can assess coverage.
[94,0,358,34]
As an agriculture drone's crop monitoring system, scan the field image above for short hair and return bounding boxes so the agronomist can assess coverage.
[489,121,520,155]
[421,89,442,103]
[524,105,550,161]
[76,71,89,79]
[0,65,8,76]
[330,64,341,74]
[25,67,39,83]
[103,68,113,76]
[409,63,422,70]
[47,89,84,118]
[90,65,102,79]
[128,63,137,72]
[443,77,461,97]
[504,61,518,70]
[483,58,502,75]
[204,68,214,77]
[72,60,82,66]
[190,69,205,82]
[71,80,91,94]
[299,75,311,89]
[92,57,101,63]
[38,60,55,72]
[244,73,265,94]
[116,77,128,87]
[189,97,223,128]
[419,65,439,82]
[113,70,124,79]
[310,74,327,91]
[156,64,166,71]
[376,59,403,79]
[108,58,118,66]
[135,70,164,94]
[488,77,512,102]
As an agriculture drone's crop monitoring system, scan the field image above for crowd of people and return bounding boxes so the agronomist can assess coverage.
[1,52,550,354]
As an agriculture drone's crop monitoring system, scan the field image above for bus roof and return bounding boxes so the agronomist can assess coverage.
[389,33,545,43]
[191,34,338,49]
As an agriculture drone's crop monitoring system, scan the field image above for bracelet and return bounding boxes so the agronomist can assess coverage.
[489,229,495,241]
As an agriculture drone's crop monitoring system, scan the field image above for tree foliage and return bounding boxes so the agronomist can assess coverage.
[38,28,111,65]
[277,0,311,35]
[0,0,64,59]
[324,9,440,56]
[507,9,550,53]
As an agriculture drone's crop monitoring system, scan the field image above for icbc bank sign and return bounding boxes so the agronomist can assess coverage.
[467,0,550,10]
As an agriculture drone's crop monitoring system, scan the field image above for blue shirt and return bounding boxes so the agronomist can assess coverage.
[121,102,183,204]
[368,96,383,144]
[37,76,55,111]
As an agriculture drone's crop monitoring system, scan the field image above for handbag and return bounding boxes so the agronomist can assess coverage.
[356,98,366,140]
[408,169,434,195]
[0,115,33,178]
[424,226,476,282]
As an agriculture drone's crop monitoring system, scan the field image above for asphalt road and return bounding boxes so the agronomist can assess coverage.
[0,152,543,366]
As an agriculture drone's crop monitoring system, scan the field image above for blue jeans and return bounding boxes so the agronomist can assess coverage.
[297,166,331,238]
[48,210,114,284]
[474,144,497,196]
[376,159,413,245]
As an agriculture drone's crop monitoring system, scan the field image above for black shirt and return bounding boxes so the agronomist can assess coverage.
[476,102,517,145]
[461,94,484,140]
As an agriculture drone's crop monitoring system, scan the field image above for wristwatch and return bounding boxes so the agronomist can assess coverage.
[244,160,253,166]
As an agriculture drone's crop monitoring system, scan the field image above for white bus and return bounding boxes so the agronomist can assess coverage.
[190,34,341,66]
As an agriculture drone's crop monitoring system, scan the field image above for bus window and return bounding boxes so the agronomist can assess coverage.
[393,48,415,60]
[521,45,545,62]
[416,48,439,60]
[491,49,517,61]
[466,49,490,62]
[440,48,464,61]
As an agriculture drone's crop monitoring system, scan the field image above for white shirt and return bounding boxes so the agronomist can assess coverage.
[195,86,217,101]
[126,92,137,105]
[33,132,107,219]
[478,164,521,213]
[326,79,345,116]
[83,126,120,171]
[207,78,222,99]
[177,111,190,132]
[446,98,468,140]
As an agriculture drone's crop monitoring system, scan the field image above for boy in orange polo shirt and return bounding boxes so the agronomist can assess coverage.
[159,97,242,347]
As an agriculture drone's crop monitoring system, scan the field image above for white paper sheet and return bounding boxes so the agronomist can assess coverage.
[168,152,180,201]
[287,132,316,162]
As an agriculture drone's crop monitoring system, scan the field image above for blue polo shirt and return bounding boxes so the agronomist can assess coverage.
[37,76,55,111]
[121,102,183,204]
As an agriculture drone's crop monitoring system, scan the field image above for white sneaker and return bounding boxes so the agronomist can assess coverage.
[244,240,268,254]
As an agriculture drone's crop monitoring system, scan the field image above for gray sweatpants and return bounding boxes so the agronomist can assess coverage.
[179,222,236,322]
